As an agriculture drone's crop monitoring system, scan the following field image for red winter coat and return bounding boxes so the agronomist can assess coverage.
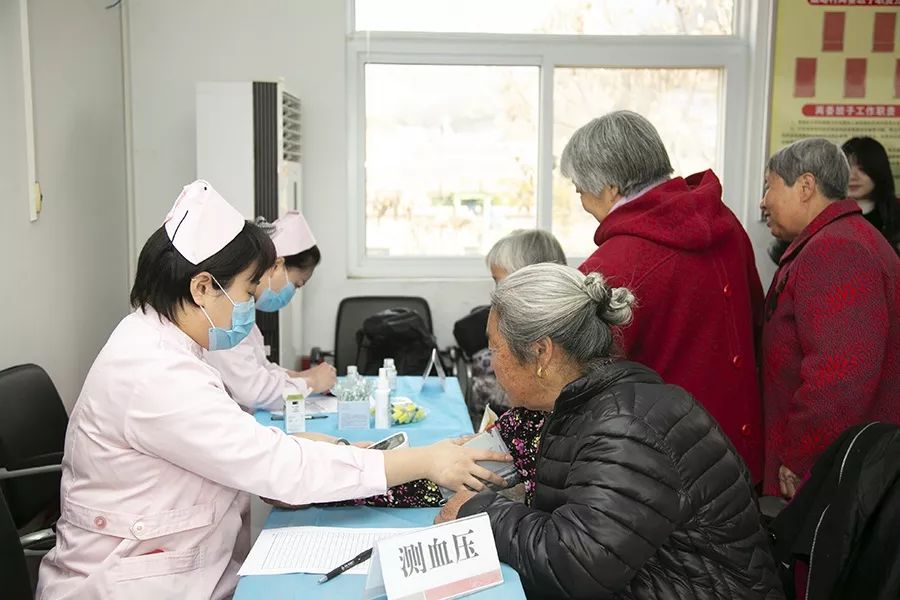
[579,171,765,482]
[762,200,900,495]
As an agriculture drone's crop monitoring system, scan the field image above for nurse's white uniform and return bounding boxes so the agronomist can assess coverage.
[36,183,386,600]
[205,324,308,411]
[204,211,317,411]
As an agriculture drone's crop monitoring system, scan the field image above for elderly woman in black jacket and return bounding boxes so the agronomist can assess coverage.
[436,263,784,600]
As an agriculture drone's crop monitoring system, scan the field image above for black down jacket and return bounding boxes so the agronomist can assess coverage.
[770,422,900,600]
[458,361,784,599]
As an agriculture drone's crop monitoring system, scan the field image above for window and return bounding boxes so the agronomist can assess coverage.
[356,0,734,36]
[349,1,756,277]
[365,64,539,257]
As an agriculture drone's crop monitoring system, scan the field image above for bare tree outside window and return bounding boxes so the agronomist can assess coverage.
[365,65,539,257]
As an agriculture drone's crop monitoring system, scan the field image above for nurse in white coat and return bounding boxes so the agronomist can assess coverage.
[205,211,336,411]
[36,181,510,600]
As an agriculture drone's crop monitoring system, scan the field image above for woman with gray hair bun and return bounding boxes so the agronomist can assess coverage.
[562,110,766,485]
[436,263,782,599]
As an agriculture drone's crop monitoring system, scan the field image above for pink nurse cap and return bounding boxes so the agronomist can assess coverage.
[163,180,245,265]
[270,211,316,257]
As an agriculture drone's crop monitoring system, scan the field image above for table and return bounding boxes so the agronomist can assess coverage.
[234,377,525,600]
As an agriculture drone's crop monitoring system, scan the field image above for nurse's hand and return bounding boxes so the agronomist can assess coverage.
[301,362,337,394]
[424,439,511,493]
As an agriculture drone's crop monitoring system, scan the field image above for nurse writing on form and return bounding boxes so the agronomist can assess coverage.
[36,181,510,600]
[205,210,336,411]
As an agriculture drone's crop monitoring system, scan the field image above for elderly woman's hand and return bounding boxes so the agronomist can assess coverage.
[434,490,477,524]
[779,465,802,499]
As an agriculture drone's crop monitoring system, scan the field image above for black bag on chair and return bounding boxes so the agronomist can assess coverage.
[356,308,436,375]
[452,305,490,359]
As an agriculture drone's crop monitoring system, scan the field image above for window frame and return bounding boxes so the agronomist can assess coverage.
[347,1,768,278]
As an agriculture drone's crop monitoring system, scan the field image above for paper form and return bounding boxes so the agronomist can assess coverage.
[238,526,417,576]
[305,395,338,414]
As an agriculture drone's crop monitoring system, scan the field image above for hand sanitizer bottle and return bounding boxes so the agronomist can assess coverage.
[374,367,391,429]
[383,358,397,391]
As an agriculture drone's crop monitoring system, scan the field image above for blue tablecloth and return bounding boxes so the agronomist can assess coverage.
[235,377,525,599]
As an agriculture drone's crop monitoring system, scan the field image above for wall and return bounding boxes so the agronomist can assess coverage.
[0,0,129,410]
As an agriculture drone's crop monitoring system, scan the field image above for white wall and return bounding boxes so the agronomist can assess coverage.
[126,0,776,369]
[126,0,495,365]
[0,0,129,410]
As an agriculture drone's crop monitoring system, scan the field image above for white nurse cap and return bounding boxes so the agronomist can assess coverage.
[270,211,317,257]
[163,180,245,265]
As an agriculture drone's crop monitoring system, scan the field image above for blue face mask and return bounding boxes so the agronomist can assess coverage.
[255,265,296,313]
[199,276,256,351]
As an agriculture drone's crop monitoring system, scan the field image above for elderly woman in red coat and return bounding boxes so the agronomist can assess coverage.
[560,110,765,483]
[760,137,899,498]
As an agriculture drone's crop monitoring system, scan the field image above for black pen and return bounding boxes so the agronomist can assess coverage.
[317,547,373,584]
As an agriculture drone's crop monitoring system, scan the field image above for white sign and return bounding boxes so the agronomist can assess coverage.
[364,513,503,600]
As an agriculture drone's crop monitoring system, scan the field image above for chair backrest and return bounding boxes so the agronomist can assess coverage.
[0,364,68,528]
[0,486,34,600]
[333,296,432,375]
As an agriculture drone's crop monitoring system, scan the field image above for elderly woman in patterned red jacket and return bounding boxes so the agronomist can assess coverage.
[760,137,899,499]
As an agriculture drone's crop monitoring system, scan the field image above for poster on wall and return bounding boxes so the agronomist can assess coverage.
[769,0,900,190]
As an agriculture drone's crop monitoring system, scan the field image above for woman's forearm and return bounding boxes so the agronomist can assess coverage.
[382,446,432,487]
[291,431,338,444]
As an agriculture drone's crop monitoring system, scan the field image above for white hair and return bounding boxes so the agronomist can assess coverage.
[486,229,567,274]
[491,263,635,364]
[560,110,673,197]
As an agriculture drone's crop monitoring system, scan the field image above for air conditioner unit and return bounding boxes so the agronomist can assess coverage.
[196,80,303,369]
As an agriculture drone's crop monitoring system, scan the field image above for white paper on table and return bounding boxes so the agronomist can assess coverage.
[238,526,417,576]
[305,395,338,414]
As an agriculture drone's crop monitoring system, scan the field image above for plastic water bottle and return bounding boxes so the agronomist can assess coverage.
[383,358,397,391]
[374,367,391,429]
[337,365,372,430]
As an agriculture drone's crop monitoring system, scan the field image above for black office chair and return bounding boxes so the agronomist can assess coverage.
[0,364,67,560]
[0,490,33,600]
[451,305,490,408]
[311,296,433,375]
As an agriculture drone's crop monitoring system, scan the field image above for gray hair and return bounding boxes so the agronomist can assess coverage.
[254,216,276,236]
[767,138,849,200]
[560,110,674,197]
[486,229,567,274]
[491,263,635,365]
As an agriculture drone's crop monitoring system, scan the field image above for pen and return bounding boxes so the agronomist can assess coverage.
[271,413,327,421]
[317,547,373,584]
